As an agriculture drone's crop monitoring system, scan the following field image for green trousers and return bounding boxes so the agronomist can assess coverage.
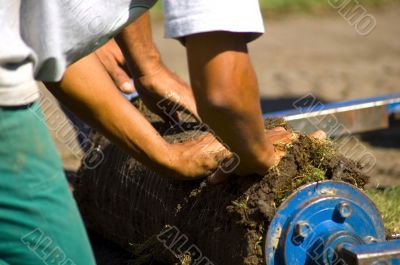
[0,103,96,265]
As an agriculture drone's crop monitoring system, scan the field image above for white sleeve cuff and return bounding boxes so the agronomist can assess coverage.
[163,0,265,42]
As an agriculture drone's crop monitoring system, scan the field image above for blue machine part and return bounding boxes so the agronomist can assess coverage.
[263,93,400,136]
[264,181,400,265]
[339,240,400,265]
[129,91,400,136]
[264,93,400,119]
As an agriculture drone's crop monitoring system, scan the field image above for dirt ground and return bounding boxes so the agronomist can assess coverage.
[42,4,400,188]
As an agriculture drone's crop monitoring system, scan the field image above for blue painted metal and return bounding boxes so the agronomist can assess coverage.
[263,93,400,119]
[339,239,400,265]
[264,181,387,265]
[130,89,400,135]
[123,90,139,101]
[262,93,400,136]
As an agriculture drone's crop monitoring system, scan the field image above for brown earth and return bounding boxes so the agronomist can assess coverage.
[74,101,368,265]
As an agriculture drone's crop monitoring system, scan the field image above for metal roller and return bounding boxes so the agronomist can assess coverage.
[265,181,400,265]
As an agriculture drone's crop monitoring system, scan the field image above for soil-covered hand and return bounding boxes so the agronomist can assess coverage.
[134,65,199,123]
[263,128,326,169]
[261,127,297,167]
[207,128,326,184]
[167,134,230,181]
[95,39,135,93]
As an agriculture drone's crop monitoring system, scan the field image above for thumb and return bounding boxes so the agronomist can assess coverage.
[112,68,135,93]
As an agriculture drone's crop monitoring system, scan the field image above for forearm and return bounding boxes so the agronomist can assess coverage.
[45,53,174,173]
[115,12,199,119]
[115,11,161,78]
[186,32,275,173]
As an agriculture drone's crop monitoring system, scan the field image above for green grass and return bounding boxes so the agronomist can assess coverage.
[366,187,400,234]
[260,0,398,14]
[150,0,398,17]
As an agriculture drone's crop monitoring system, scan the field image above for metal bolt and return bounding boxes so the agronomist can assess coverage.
[364,236,378,244]
[337,201,353,219]
[295,221,311,239]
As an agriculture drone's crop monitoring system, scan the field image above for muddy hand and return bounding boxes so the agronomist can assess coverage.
[207,127,294,184]
[169,134,230,181]
[207,128,326,184]
[134,65,200,124]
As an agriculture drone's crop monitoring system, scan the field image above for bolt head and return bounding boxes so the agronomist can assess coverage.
[364,236,378,244]
[337,201,353,218]
[295,221,311,238]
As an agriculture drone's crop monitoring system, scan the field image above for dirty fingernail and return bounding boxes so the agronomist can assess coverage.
[121,82,134,93]
[310,130,327,140]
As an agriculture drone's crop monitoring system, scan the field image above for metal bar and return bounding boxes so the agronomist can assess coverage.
[338,239,400,265]
[263,93,400,137]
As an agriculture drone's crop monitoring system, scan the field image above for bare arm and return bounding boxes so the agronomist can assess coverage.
[45,53,224,179]
[115,12,160,78]
[114,12,198,120]
[186,32,289,176]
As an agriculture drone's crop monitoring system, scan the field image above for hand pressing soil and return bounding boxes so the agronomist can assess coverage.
[75,99,368,265]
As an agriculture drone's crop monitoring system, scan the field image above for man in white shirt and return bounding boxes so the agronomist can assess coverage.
[0,1,296,264]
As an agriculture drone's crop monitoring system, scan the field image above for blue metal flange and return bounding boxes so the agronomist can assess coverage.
[264,181,386,265]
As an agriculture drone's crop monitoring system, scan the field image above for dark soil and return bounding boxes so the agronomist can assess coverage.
[75,100,368,265]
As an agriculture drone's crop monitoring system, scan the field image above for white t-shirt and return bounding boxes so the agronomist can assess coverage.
[0,0,264,107]
[163,0,264,42]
